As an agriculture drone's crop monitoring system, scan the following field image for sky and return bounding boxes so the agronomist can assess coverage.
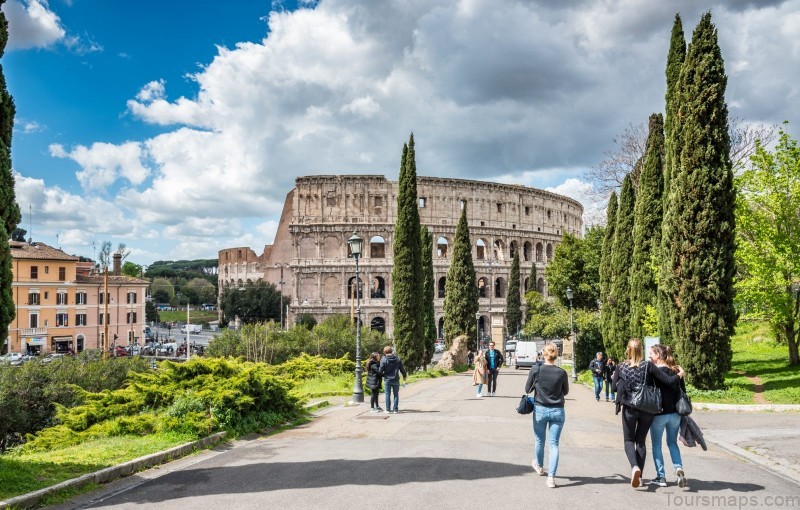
[3,0,799,267]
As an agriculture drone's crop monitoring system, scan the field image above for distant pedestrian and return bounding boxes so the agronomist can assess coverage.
[589,352,605,401]
[648,344,688,488]
[379,345,407,414]
[525,343,569,489]
[472,350,487,398]
[365,352,383,412]
[605,358,617,402]
[467,350,474,368]
[484,341,504,396]
[613,338,685,489]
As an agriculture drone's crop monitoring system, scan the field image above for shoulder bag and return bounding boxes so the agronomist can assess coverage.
[516,365,537,415]
[629,362,663,415]
[675,386,692,416]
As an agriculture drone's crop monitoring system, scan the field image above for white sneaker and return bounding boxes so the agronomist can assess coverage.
[676,467,687,488]
[546,477,556,488]
[631,467,641,488]
[531,460,546,476]
[476,393,483,398]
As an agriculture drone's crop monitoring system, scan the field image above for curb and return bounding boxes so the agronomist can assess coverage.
[694,403,800,412]
[705,435,800,487]
[0,431,226,510]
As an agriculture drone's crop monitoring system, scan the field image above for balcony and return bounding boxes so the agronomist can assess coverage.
[22,327,47,336]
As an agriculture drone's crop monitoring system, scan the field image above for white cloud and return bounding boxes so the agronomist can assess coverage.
[19,120,45,133]
[49,141,150,191]
[3,0,65,50]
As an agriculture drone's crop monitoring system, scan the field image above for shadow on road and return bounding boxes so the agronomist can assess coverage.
[558,474,763,493]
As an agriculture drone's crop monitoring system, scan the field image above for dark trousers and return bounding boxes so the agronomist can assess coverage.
[622,406,655,470]
[487,369,499,393]
[370,388,381,409]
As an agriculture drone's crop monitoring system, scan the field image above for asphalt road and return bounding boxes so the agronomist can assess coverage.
[51,369,800,510]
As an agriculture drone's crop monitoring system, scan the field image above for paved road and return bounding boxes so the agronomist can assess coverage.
[52,369,800,510]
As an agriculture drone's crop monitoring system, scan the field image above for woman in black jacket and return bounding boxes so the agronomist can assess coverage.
[613,338,684,489]
[365,352,383,412]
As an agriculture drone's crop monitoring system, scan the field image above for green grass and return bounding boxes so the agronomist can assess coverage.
[158,310,219,324]
[0,432,198,501]
[291,373,353,397]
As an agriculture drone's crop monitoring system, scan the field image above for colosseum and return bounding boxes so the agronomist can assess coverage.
[218,175,583,342]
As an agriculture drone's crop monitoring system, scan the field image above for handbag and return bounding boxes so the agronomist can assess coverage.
[516,394,534,414]
[629,362,663,415]
[675,387,692,416]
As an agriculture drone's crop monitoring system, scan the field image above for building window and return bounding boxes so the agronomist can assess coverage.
[99,292,111,304]
[459,199,466,210]
[76,313,87,326]
[127,291,137,304]
[30,266,38,279]
[28,292,40,305]
[56,313,69,327]
[525,206,530,216]
[76,292,87,305]
[99,313,110,325]
[127,312,138,324]
[59,267,66,280]
[29,313,38,328]
[44,266,49,274]
[57,292,68,305]
[497,203,503,213]
[419,197,426,208]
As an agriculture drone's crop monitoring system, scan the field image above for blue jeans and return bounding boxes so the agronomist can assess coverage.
[593,376,604,400]
[605,380,616,401]
[385,381,400,411]
[533,405,566,476]
[650,412,683,478]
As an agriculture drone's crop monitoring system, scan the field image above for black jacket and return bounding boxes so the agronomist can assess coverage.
[379,354,407,382]
[589,358,605,378]
[653,365,686,415]
[484,349,504,370]
[613,360,681,413]
[366,360,382,390]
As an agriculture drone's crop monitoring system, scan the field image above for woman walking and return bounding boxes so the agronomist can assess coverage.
[605,357,617,402]
[613,338,684,488]
[649,344,688,488]
[524,343,569,488]
[366,352,383,412]
[473,349,487,398]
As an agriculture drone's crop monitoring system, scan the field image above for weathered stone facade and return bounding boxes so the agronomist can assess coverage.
[218,175,583,339]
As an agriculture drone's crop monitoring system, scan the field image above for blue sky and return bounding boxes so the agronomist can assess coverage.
[4,0,799,266]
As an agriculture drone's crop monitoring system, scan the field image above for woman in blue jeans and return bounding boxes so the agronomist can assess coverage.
[524,343,569,488]
[648,344,687,488]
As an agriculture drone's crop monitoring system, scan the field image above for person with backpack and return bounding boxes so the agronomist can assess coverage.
[379,345,407,414]
[589,351,605,401]
[612,338,685,489]
[365,352,383,412]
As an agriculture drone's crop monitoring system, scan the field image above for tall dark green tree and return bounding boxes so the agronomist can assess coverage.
[630,114,665,339]
[527,261,538,294]
[443,205,478,348]
[605,174,635,360]
[599,191,618,347]
[420,226,436,368]
[660,13,736,389]
[392,134,423,371]
[506,250,522,336]
[663,13,686,198]
[0,2,19,350]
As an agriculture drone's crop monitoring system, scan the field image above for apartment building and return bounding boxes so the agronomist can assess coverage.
[7,241,149,355]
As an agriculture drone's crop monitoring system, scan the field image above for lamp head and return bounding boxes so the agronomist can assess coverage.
[475,312,481,320]
[348,232,363,258]
[566,287,573,301]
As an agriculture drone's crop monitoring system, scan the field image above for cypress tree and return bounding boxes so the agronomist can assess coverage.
[0,2,19,349]
[506,250,522,336]
[599,191,618,345]
[661,13,736,389]
[605,174,635,360]
[527,261,538,294]
[443,204,478,345]
[630,114,665,338]
[392,134,423,371]
[420,225,436,368]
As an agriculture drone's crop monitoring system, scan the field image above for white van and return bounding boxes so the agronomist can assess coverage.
[182,324,202,334]
[514,341,540,369]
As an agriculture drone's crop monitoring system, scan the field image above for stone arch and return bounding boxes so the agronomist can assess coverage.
[536,242,544,263]
[524,277,530,292]
[509,240,518,259]
[537,277,545,294]
[323,236,340,258]
[298,236,316,258]
[494,276,506,298]
[493,239,506,261]
[322,276,339,302]
[370,236,386,258]
[438,276,447,298]
[476,238,486,260]
[348,276,365,299]
[546,243,554,261]
[477,277,489,298]
[370,316,386,334]
[437,236,450,258]
[370,276,386,298]
[523,241,532,261]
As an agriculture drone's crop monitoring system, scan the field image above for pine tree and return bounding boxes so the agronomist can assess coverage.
[599,191,618,346]
[527,261,538,294]
[443,205,478,344]
[605,175,635,360]
[420,225,436,368]
[392,134,423,371]
[630,114,665,338]
[661,12,736,389]
[0,3,19,349]
[506,250,522,336]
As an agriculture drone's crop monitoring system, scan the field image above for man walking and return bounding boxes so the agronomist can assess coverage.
[379,345,407,414]
[485,341,504,396]
[589,351,605,401]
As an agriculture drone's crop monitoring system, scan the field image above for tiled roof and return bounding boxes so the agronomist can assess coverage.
[75,274,150,285]
[9,241,81,261]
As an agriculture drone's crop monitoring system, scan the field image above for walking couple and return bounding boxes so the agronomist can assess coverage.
[472,342,504,397]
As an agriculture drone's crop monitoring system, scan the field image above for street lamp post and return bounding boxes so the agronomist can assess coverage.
[348,232,365,404]
[275,263,288,330]
[566,287,575,382]
[475,312,481,353]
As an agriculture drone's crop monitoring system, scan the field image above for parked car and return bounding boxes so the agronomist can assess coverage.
[434,342,444,353]
[112,346,129,357]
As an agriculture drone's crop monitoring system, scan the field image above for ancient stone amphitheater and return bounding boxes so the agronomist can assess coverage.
[218,175,583,341]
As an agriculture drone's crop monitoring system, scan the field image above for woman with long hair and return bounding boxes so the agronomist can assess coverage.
[524,343,569,489]
[473,349,487,398]
[365,352,383,412]
[648,344,688,488]
[612,338,684,488]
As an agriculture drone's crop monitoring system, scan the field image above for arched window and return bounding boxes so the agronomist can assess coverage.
[438,276,447,298]
[348,277,364,299]
[370,276,386,298]
[494,277,506,298]
[546,243,554,261]
[523,241,532,262]
[370,236,386,258]
[524,277,530,292]
[509,241,518,259]
[493,239,506,261]
[537,277,545,294]
[437,237,450,258]
[476,239,486,260]
[477,277,489,298]
[371,317,386,333]
[536,242,544,263]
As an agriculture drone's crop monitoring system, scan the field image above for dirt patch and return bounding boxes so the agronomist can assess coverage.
[735,370,767,404]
